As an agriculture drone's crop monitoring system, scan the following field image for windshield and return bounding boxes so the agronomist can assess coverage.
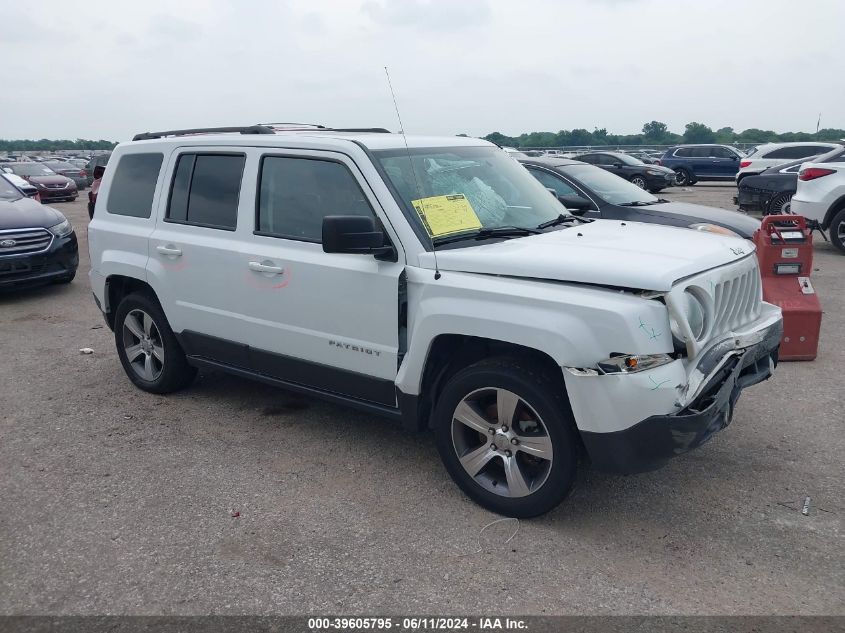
[375,146,568,245]
[561,164,658,205]
[10,163,56,176]
[0,175,23,200]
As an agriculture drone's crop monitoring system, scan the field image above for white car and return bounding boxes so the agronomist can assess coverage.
[790,160,845,252]
[737,142,841,183]
[88,125,782,517]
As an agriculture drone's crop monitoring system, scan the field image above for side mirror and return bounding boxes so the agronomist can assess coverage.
[322,215,394,258]
[93,165,106,179]
[558,194,593,212]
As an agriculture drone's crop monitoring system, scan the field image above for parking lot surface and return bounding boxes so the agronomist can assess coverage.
[1,184,843,615]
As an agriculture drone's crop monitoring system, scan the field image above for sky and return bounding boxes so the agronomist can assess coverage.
[1,0,843,142]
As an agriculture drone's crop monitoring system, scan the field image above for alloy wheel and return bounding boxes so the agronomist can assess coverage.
[631,176,647,189]
[769,193,793,215]
[451,387,553,498]
[674,170,689,186]
[122,309,165,381]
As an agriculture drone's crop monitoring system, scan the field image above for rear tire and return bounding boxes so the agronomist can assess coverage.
[829,208,845,254]
[674,169,693,186]
[767,192,793,215]
[433,357,578,518]
[114,292,196,393]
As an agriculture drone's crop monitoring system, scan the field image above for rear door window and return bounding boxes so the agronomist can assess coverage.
[166,153,245,230]
[106,153,164,218]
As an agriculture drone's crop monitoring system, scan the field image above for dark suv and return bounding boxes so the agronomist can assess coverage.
[660,144,745,186]
[0,176,78,288]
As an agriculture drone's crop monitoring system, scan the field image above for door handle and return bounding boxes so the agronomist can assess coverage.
[248,261,284,274]
[156,244,182,257]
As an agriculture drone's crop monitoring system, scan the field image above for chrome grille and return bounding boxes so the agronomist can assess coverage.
[0,229,53,256]
[711,261,762,336]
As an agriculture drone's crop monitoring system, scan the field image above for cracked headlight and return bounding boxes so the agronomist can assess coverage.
[48,218,73,237]
[670,290,706,343]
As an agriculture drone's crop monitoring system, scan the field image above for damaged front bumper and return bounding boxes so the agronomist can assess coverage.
[564,311,783,474]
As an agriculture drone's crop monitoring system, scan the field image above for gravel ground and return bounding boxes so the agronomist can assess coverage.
[1,183,843,615]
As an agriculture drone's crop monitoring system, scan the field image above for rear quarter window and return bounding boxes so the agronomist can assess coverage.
[106,153,164,218]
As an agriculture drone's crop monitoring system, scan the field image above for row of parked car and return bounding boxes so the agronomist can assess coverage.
[507,141,845,253]
[0,153,110,203]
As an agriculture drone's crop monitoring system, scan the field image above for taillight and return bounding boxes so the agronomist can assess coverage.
[799,167,836,181]
[740,160,751,168]
[656,159,662,166]
[80,169,87,177]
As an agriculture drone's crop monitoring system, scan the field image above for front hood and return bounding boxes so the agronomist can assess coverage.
[0,198,64,230]
[636,201,761,238]
[644,165,674,175]
[423,220,754,292]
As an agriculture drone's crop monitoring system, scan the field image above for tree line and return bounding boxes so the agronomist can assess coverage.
[0,139,117,152]
[483,121,845,148]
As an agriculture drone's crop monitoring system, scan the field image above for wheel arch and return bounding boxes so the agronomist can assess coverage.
[822,193,845,230]
[407,334,567,431]
[104,274,158,330]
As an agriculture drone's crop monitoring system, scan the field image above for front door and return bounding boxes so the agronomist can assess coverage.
[232,149,405,406]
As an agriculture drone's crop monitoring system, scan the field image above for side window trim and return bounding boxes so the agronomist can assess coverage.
[164,151,245,231]
[253,152,378,244]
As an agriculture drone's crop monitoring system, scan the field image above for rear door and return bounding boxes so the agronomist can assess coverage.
[146,148,250,345]
[710,146,740,177]
[689,146,716,177]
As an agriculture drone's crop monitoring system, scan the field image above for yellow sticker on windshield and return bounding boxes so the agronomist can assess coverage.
[412,194,482,237]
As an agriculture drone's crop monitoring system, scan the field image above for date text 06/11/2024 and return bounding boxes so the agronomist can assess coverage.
[307,617,528,630]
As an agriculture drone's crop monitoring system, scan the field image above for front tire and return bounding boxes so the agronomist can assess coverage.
[433,357,578,518]
[631,175,647,190]
[114,292,196,393]
[829,208,845,254]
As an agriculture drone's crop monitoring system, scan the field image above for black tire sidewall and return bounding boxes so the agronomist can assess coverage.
[674,169,690,186]
[433,359,578,518]
[113,292,195,393]
[830,208,845,253]
[631,176,647,189]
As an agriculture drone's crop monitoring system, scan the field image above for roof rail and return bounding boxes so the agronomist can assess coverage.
[131,124,393,142]
[132,125,276,141]
[331,128,391,133]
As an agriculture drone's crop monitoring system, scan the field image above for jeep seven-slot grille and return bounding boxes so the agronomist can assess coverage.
[711,264,762,335]
[0,229,53,256]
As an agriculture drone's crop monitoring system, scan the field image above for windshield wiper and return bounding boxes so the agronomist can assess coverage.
[433,225,540,246]
[535,214,593,230]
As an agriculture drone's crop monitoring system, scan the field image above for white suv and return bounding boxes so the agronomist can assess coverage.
[791,160,845,252]
[89,125,783,517]
[737,142,841,182]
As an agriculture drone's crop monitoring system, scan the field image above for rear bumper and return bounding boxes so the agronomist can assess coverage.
[735,187,774,213]
[644,173,675,189]
[789,198,826,225]
[573,316,782,474]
